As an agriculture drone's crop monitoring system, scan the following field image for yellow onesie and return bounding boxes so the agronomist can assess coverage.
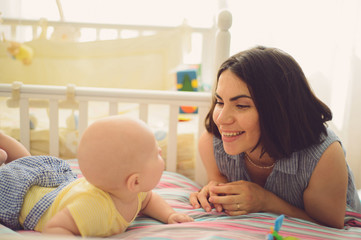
[19,178,147,237]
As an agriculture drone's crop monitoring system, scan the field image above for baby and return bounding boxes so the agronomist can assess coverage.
[0,131,30,165]
[0,149,7,165]
[0,116,193,237]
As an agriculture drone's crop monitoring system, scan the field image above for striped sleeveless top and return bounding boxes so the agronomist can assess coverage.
[213,128,361,212]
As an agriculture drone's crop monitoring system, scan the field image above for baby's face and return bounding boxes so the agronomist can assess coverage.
[141,141,165,191]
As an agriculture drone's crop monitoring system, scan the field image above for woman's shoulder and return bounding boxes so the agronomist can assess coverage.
[296,127,342,162]
[314,127,341,152]
[324,127,340,142]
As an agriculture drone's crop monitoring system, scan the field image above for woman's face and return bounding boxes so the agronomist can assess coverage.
[213,69,261,155]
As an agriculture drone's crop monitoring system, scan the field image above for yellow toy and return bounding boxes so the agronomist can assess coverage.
[1,11,34,66]
[6,41,34,65]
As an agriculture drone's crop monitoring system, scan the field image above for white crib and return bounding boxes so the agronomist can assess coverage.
[0,10,232,185]
[0,83,212,184]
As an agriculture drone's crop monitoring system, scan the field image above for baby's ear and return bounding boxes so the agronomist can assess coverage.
[126,173,141,192]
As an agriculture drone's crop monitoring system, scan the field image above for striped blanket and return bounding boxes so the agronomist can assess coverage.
[1,159,361,240]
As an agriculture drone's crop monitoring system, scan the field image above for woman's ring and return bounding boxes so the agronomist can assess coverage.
[236,203,240,210]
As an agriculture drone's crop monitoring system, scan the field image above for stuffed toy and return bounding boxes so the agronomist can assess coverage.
[7,41,34,65]
[1,11,33,65]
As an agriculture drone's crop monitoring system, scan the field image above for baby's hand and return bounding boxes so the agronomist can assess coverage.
[167,212,194,224]
[0,149,7,165]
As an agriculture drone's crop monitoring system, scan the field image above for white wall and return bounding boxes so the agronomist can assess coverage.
[227,0,361,188]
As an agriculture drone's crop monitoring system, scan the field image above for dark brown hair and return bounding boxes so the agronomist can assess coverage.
[205,46,332,159]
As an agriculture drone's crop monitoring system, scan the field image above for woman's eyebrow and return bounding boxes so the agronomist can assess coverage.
[215,93,223,100]
[230,95,251,101]
[215,93,251,101]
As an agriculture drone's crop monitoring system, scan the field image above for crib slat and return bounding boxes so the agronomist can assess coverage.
[78,100,89,140]
[32,26,37,40]
[109,102,118,115]
[11,24,17,40]
[19,98,30,151]
[96,29,100,41]
[49,99,59,157]
[201,30,216,86]
[139,103,148,123]
[166,105,178,172]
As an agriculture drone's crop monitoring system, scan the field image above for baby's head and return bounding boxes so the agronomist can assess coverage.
[77,116,164,193]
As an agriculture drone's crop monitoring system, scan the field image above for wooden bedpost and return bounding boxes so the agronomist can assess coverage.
[195,9,232,186]
[215,9,232,76]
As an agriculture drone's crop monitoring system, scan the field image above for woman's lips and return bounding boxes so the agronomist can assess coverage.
[221,131,245,142]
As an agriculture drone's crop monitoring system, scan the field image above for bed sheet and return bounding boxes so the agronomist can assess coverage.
[1,159,361,240]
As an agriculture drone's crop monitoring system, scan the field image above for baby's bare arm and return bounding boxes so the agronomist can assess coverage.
[0,131,30,163]
[141,191,193,223]
[42,208,80,236]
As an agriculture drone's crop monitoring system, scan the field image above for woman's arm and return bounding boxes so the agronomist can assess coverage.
[194,132,312,221]
[209,179,316,222]
[303,141,347,228]
[208,141,347,228]
[189,131,227,212]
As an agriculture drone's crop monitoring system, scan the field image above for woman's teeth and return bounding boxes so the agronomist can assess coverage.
[222,131,244,137]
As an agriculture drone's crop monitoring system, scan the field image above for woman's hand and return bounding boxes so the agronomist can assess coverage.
[189,180,224,212]
[208,180,267,215]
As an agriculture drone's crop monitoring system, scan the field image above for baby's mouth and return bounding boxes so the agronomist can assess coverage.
[222,131,244,137]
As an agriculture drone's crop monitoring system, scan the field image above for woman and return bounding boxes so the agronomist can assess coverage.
[189,46,361,229]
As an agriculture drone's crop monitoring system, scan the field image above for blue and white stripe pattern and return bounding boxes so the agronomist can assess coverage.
[213,128,361,213]
[0,155,77,230]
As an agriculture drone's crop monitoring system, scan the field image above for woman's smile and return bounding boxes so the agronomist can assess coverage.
[221,131,245,142]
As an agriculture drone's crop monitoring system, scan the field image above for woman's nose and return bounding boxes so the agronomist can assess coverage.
[216,107,234,125]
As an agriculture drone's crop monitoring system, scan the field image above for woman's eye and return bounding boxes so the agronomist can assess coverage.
[236,104,250,109]
[215,100,224,105]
